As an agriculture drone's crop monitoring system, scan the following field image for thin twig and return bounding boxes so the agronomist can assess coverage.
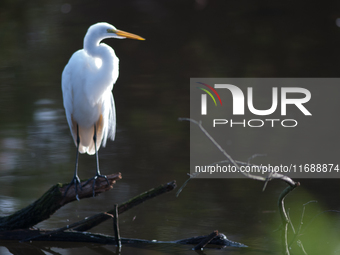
[299,209,340,234]
[176,159,268,196]
[179,118,242,172]
[297,240,308,255]
[74,180,177,231]
[286,209,296,235]
[179,118,296,186]
[288,200,317,248]
[278,182,300,255]
[113,204,121,248]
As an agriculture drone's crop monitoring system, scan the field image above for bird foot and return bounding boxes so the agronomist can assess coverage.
[83,174,110,197]
[64,175,82,200]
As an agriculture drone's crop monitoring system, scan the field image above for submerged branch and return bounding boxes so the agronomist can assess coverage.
[194,230,219,250]
[0,229,247,248]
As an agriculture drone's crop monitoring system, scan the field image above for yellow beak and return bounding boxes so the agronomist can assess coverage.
[115,29,145,40]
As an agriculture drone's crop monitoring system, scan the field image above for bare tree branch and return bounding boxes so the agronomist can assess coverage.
[0,173,121,231]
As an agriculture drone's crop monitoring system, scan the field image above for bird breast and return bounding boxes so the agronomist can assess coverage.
[69,50,117,128]
[72,88,103,128]
[83,45,119,106]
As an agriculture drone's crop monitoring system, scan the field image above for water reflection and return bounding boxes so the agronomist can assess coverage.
[0,138,23,172]
[0,196,19,216]
[0,99,70,173]
[28,100,70,166]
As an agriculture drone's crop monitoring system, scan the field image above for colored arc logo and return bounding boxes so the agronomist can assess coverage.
[196,82,222,106]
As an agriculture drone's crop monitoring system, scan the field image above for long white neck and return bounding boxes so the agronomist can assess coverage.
[84,33,115,75]
[83,33,119,104]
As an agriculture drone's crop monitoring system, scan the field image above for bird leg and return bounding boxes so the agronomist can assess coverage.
[64,125,82,200]
[83,124,110,197]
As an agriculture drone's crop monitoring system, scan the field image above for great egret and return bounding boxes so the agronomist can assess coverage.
[61,22,144,198]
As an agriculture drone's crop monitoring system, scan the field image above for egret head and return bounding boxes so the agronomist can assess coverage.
[87,22,145,41]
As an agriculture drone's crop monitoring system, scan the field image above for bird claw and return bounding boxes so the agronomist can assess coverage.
[83,174,110,197]
[64,175,82,200]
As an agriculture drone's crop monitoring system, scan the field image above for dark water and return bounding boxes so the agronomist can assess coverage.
[1,1,340,254]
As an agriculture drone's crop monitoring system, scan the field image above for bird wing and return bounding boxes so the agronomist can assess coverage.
[108,91,116,141]
[102,91,116,147]
[61,54,77,145]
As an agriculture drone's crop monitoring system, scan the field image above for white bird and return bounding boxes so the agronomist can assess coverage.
[61,22,144,197]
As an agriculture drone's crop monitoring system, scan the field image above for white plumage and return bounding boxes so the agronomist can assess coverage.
[62,22,119,155]
[61,22,144,197]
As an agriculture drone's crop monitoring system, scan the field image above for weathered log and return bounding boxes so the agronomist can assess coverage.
[0,173,121,231]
